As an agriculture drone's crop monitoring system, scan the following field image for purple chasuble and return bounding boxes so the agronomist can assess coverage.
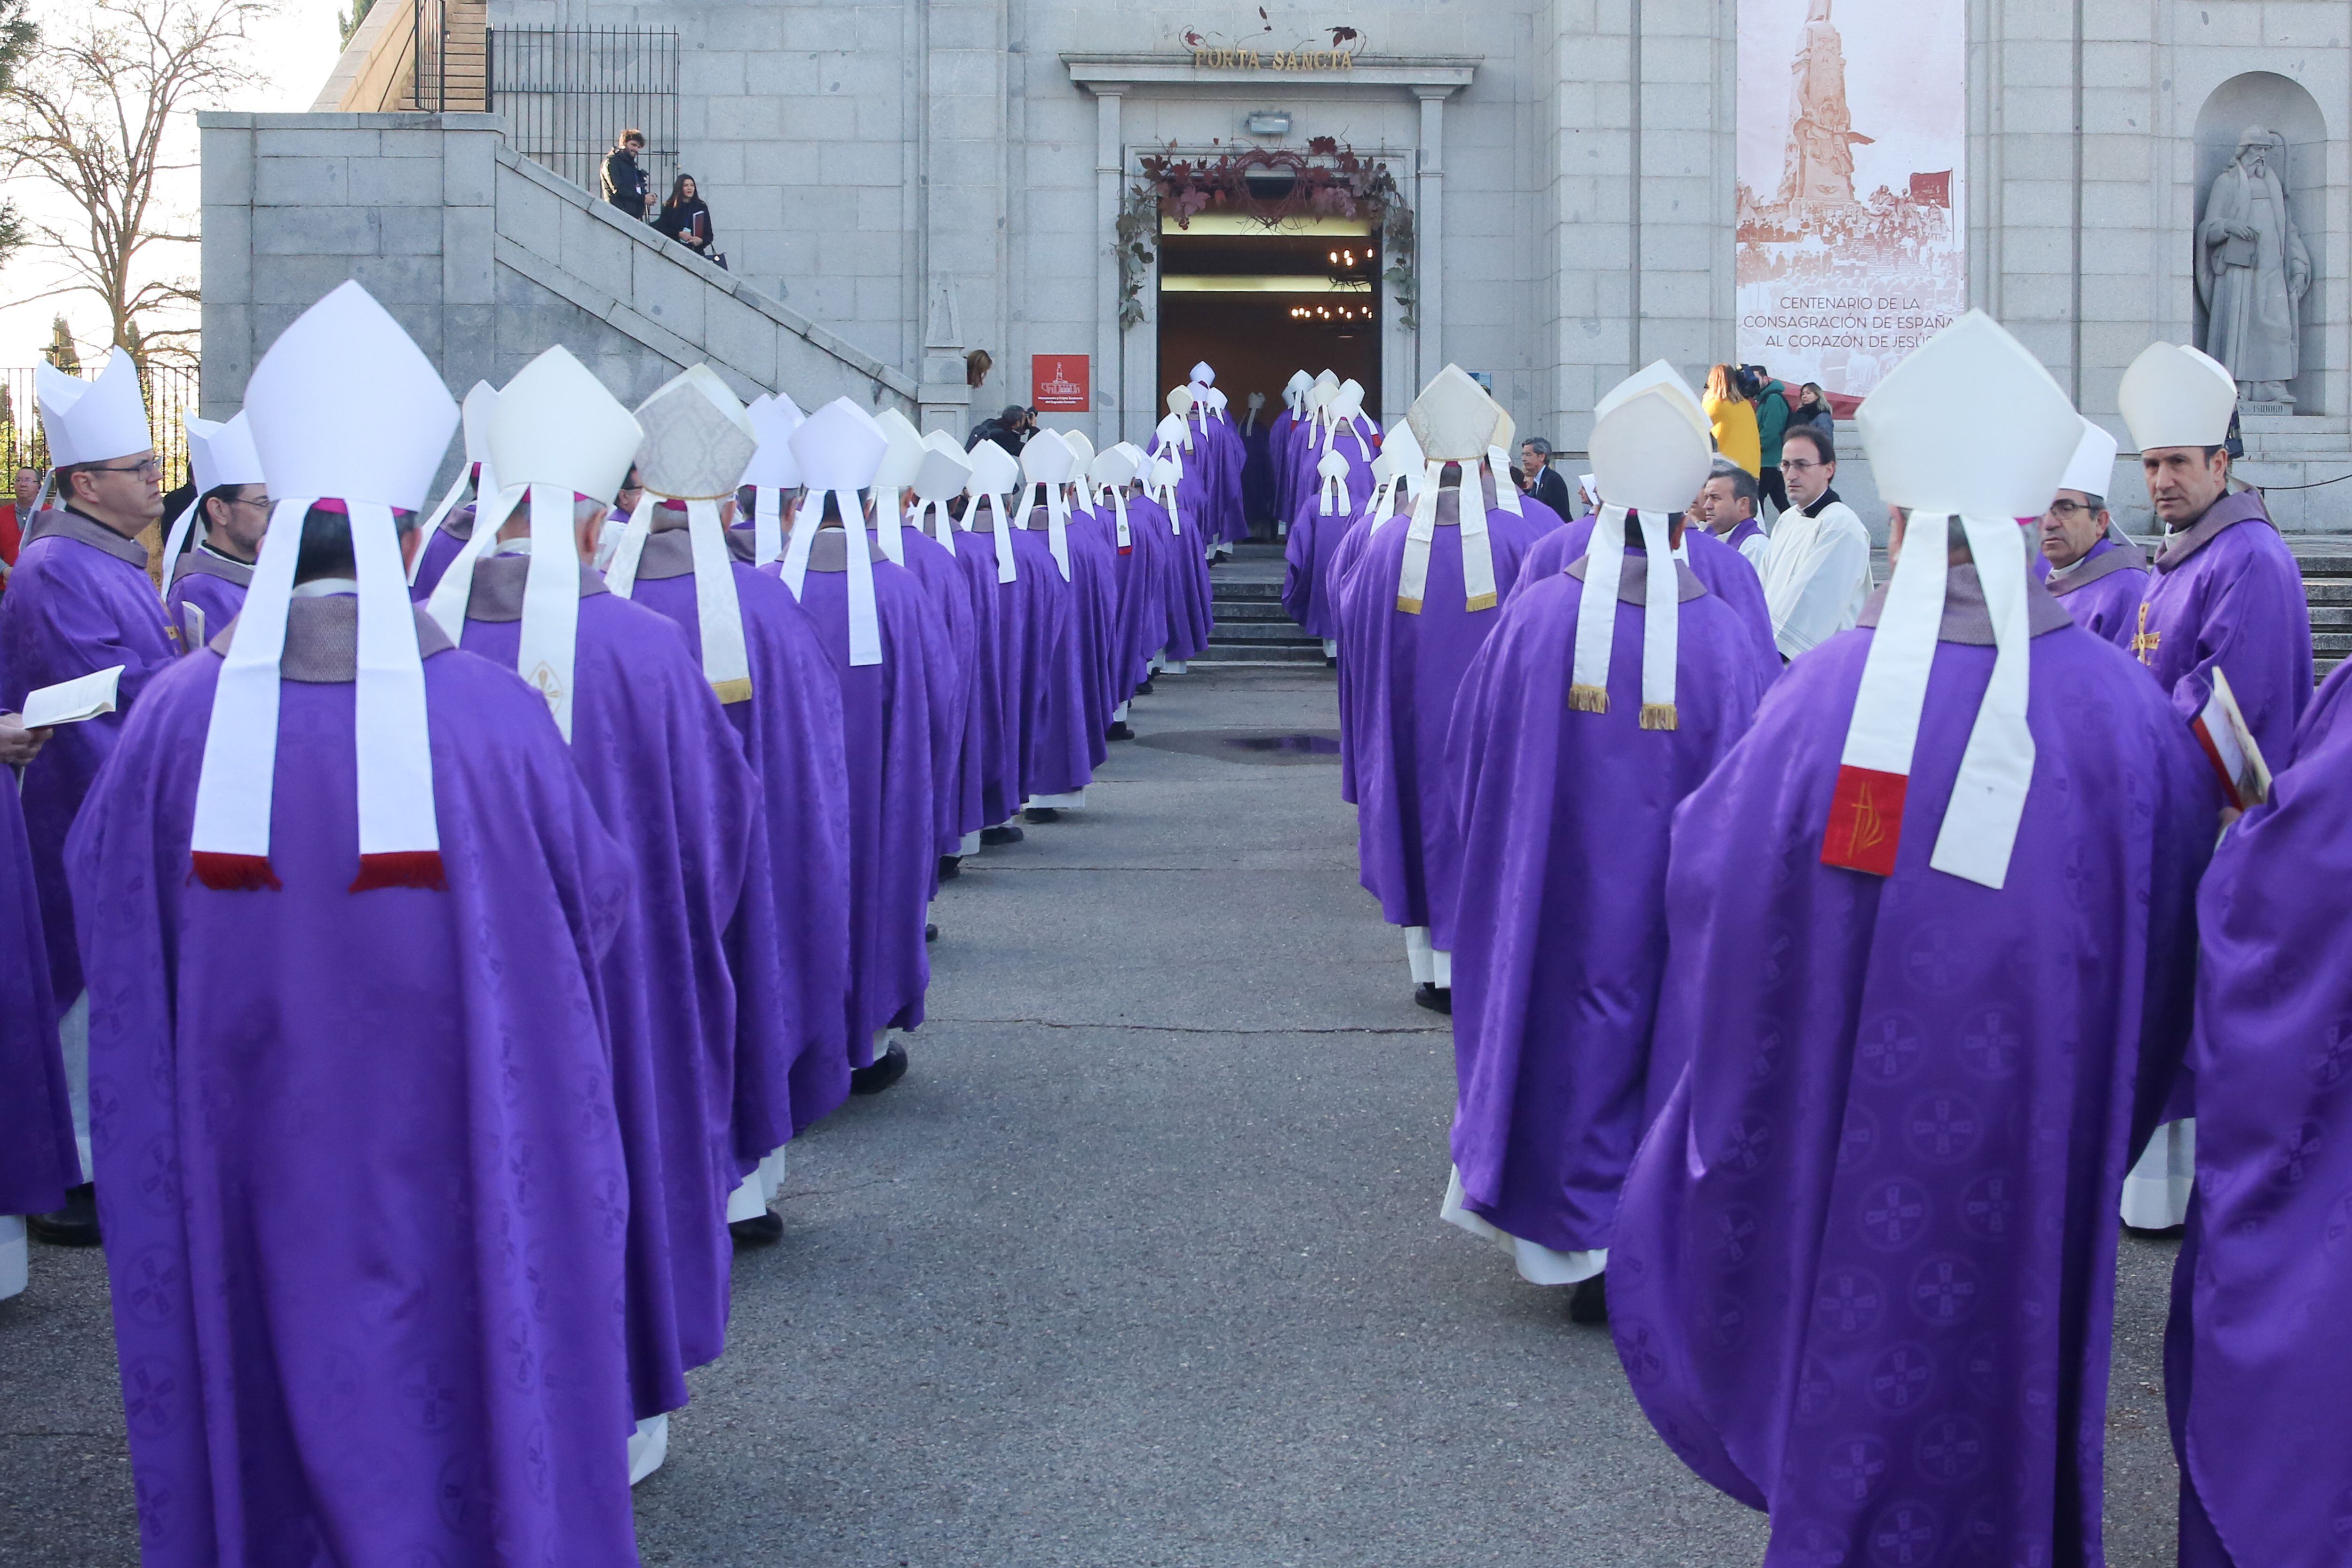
[1446,551,1775,1256]
[1130,492,1213,664]
[1334,489,1552,931]
[1607,573,2214,1568]
[0,775,76,1215]
[773,533,953,1055]
[163,548,251,652]
[2046,534,2151,652]
[1511,513,1780,676]
[1281,437,1378,639]
[1099,491,1164,696]
[1268,409,1300,522]
[65,598,642,1568]
[889,525,983,850]
[2139,489,2312,765]
[0,508,181,1013]
[1058,502,1123,753]
[1204,414,1250,546]
[406,504,475,600]
[1724,517,1767,557]
[625,539,854,1140]
[460,558,775,1420]
[1146,435,1216,550]
[1009,516,1095,797]
[932,522,1020,828]
[2164,657,2352,1568]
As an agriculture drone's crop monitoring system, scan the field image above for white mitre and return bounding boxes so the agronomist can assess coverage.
[1571,379,1715,727]
[1395,365,1508,614]
[191,281,457,891]
[786,398,889,666]
[37,347,150,470]
[1842,309,2078,891]
[2118,342,2238,452]
[2059,417,2121,499]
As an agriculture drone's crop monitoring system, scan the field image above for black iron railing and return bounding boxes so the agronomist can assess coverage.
[487,27,680,203]
[0,361,200,489]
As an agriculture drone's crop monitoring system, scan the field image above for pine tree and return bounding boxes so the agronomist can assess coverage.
[42,315,77,374]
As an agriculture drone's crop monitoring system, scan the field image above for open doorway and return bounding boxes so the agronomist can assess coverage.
[1157,214,1380,533]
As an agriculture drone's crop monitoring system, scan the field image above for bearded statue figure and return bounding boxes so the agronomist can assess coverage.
[2198,127,2312,406]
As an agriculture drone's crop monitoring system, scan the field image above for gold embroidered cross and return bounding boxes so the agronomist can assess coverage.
[2130,602,2161,666]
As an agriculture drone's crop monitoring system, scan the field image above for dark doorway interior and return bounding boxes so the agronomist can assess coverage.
[1156,221,1382,533]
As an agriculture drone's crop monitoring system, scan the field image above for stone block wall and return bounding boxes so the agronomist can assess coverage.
[200,110,918,486]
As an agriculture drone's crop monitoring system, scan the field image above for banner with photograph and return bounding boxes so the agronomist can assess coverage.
[1736,0,1966,405]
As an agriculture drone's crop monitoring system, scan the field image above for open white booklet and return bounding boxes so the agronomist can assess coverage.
[20,663,125,729]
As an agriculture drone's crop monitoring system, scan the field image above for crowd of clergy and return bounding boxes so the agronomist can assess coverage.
[0,270,2338,1568]
[1303,317,2328,1568]
[0,280,1240,1561]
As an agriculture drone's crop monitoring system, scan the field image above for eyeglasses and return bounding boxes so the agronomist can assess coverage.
[87,457,161,479]
[2047,499,2096,518]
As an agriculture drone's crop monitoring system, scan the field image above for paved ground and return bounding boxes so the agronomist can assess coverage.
[0,665,2184,1566]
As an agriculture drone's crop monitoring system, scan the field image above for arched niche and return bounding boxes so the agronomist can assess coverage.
[2193,72,2328,412]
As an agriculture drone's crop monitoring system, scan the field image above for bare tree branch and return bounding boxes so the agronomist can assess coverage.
[0,0,275,360]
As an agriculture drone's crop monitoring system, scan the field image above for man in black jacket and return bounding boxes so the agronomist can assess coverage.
[600,129,651,219]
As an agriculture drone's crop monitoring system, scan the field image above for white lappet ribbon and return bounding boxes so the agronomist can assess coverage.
[1108,485,1132,550]
[751,484,784,566]
[875,488,907,565]
[424,482,583,738]
[1824,511,2034,889]
[1569,504,1679,729]
[1486,446,1524,516]
[779,488,884,667]
[1148,468,1184,537]
[157,496,203,599]
[1029,481,1072,581]
[916,495,957,557]
[606,493,755,704]
[191,497,441,890]
[970,489,1017,582]
[1396,457,1498,615]
[1318,459,1348,517]
[406,460,492,585]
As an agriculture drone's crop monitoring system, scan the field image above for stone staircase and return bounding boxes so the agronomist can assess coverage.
[2296,543,2352,679]
[1202,542,1326,664]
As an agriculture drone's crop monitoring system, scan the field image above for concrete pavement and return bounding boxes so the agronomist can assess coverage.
[0,665,2184,1566]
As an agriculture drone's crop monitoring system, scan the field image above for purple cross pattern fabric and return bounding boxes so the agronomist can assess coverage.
[2139,491,2312,767]
[2045,536,2151,652]
[65,612,644,1567]
[1607,609,2214,1568]
[0,775,75,1215]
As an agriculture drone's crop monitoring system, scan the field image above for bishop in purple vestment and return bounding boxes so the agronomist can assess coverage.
[1511,512,1777,675]
[2164,658,2352,1568]
[1613,319,2216,1568]
[1282,441,1376,643]
[0,732,77,1232]
[1445,480,1775,1298]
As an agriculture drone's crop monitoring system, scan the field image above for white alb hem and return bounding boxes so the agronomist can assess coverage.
[1404,927,1453,988]
[1441,1168,1606,1286]
[0,1216,25,1301]
[1031,790,1085,809]
[2121,1119,2194,1229]
[959,829,981,856]
[628,1413,670,1485]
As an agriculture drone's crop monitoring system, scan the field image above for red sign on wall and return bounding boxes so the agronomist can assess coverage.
[1031,354,1091,413]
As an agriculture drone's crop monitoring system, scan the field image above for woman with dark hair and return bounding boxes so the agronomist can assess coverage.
[653,174,719,264]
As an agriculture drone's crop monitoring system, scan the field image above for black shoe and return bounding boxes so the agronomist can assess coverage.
[1136,678,1155,695]
[1024,806,1060,824]
[1106,722,1135,741]
[1413,983,1453,1016]
[27,1183,99,1248]
[729,1211,784,1245]
[938,854,962,881]
[1568,1273,1609,1325]
[924,922,938,943]
[1325,655,1338,669]
[979,824,1025,847]
[850,1042,908,1096]
[2122,1222,2186,1239]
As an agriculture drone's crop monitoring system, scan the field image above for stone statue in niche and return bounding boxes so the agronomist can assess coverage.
[2198,127,2312,408]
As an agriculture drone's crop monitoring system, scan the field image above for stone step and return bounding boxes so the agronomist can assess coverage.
[1192,640,1328,664]
[1209,580,1285,602]
[2311,632,2352,654]
[1212,600,1297,623]
[1208,621,1323,646]
[2310,606,2352,629]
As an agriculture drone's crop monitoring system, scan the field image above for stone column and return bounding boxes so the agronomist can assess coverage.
[1092,86,1127,449]
[917,283,972,438]
[1415,88,1449,382]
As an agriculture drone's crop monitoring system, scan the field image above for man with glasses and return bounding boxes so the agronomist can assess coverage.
[1756,423,1871,660]
[0,349,177,1249]
[2040,417,2150,650]
[164,413,271,647]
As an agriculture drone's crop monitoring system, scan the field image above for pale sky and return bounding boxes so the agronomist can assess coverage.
[0,0,348,368]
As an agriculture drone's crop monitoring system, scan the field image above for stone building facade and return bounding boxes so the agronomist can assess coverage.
[230,0,2352,528]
